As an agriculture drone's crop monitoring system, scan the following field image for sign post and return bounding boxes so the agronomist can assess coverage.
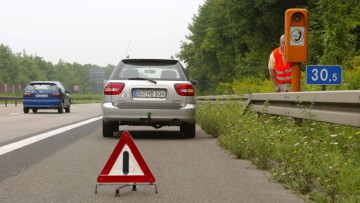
[306,65,342,88]
[285,9,309,92]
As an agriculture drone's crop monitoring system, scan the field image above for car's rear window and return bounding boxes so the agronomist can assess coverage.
[25,83,57,91]
[110,60,188,81]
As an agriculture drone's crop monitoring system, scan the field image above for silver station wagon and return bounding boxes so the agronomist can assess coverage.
[101,59,197,138]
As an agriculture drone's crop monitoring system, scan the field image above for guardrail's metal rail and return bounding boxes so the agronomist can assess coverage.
[0,97,100,107]
[0,97,22,107]
[2,91,359,127]
[197,90,360,127]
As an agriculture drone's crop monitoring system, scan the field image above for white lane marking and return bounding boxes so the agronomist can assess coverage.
[0,116,102,156]
[10,113,22,115]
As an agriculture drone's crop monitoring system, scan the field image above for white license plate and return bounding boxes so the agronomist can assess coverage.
[35,94,48,98]
[133,89,166,98]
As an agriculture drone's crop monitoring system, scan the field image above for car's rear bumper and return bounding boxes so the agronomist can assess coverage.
[102,102,196,124]
[23,99,62,108]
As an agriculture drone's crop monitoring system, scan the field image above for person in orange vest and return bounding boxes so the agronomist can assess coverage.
[268,34,292,92]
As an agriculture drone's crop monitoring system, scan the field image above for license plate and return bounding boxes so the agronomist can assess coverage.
[35,94,48,98]
[133,89,166,98]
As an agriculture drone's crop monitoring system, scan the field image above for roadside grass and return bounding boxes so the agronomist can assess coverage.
[196,102,360,202]
[71,94,101,104]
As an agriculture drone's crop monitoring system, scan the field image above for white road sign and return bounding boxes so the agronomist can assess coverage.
[290,26,305,46]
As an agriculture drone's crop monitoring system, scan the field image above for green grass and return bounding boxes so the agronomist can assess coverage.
[70,94,102,104]
[196,102,360,202]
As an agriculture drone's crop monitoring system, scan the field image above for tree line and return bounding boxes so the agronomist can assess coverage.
[178,0,360,94]
[1,0,359,95]
[0,44,114,94]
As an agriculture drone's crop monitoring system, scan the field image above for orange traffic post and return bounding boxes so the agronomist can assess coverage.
[284,8,308,92]
[291,63,301,92]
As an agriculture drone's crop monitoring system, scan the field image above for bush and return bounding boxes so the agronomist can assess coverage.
[209,65,360,95]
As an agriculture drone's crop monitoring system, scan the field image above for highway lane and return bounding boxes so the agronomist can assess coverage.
[0,104,102,144]
[0,105,303,202]
[0,104,102,185]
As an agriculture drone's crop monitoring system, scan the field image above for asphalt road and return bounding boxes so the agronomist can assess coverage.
[0,104,303,202]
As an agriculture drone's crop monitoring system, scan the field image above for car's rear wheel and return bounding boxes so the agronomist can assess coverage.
[23,108,29,114]
[32,109,38,113]
[180,122,196,138]
[65,104,70,113]
[103,120,118,137]
[58,103,64,113]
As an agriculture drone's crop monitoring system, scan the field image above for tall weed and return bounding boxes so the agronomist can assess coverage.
[196,102,360,202]
[211,66,359,95]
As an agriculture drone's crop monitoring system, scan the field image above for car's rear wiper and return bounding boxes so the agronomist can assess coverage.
[128,78,157,84]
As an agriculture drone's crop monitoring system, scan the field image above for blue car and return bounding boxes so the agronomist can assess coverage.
[23,81,71,113]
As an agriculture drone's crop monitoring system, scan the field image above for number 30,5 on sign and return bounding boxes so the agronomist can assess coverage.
[306,65,342,85]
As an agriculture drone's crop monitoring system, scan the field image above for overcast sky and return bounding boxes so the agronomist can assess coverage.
[0,0,204,66]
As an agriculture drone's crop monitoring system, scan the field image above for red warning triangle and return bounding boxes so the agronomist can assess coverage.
[97,131,156,183]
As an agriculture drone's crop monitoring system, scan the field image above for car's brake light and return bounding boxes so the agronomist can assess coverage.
[23,93,32,97]
[174,83,195,96]
[104,82,125,95]
[51,93,61,97]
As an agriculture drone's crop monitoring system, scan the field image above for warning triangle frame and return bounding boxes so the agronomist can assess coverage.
[97,131,156,184]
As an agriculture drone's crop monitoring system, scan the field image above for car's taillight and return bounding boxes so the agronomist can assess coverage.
[174,83,195,96]
[104,82,125,95]
[23,93,32,97]
[51,93,61,97]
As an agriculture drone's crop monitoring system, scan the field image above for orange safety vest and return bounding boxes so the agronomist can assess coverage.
[273,47,291,84]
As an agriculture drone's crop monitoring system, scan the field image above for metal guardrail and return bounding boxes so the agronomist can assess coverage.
[0,97,22,107]
[2,92,359,127]
[197,90,360,127]
[0,97,100,107]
